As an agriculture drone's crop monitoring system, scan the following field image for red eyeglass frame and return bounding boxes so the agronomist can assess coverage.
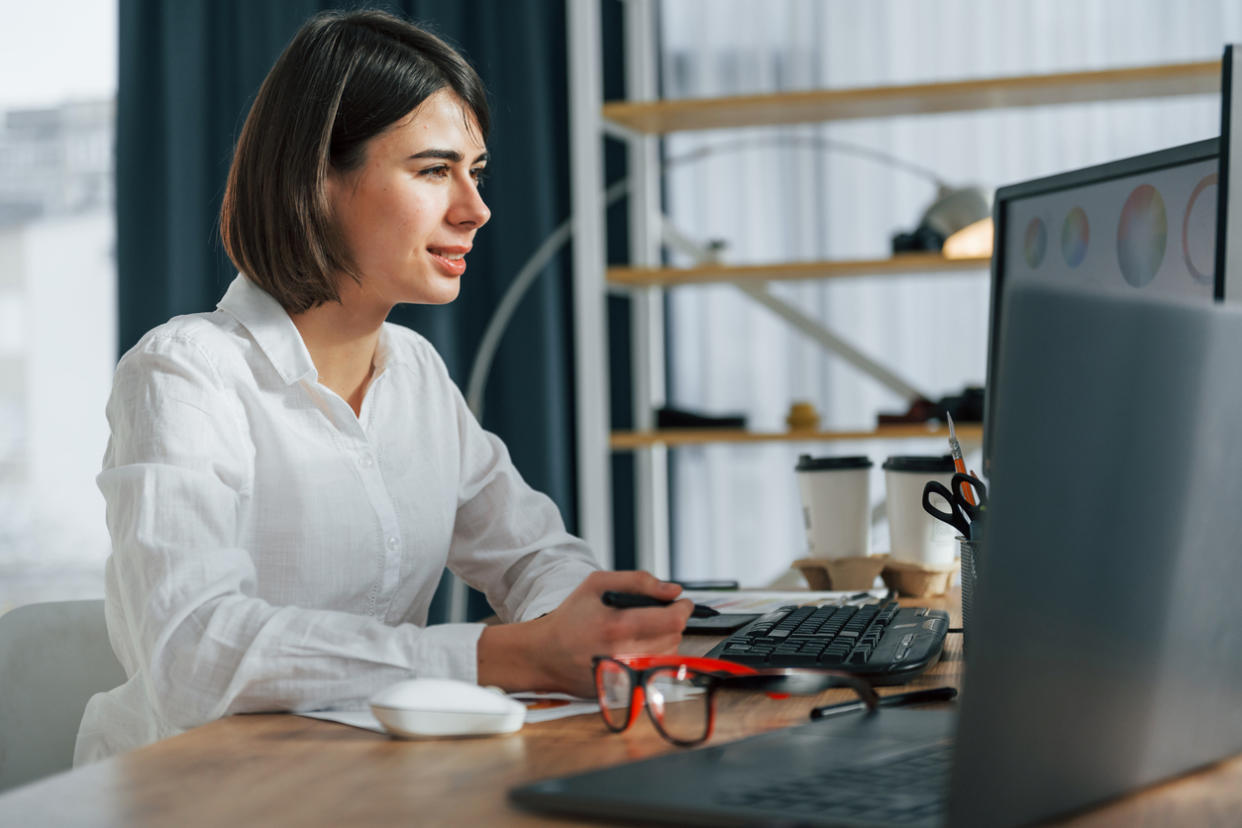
[592,654,878,747]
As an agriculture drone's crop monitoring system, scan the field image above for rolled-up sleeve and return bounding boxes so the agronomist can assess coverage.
[441,380,599,624]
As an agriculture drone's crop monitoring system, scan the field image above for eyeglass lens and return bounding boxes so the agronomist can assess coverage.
[646,667,711,745]
[596,659,634,731]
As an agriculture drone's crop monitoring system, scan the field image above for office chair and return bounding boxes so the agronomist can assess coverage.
[0,599,126,793]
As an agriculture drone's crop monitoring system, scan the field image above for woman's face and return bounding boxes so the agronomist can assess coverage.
[328,89,490,309]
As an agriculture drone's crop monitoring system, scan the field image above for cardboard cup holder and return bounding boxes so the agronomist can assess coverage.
[880,558,960,598]
[793,555,888,592]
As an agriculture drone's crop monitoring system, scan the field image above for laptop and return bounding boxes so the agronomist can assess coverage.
[510,280,1242,826]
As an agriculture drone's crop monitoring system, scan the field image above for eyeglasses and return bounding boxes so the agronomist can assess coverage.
[592,654,879,747]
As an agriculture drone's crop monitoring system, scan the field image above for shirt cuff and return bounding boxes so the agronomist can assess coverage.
[409,622,485,684]
[515,583,579,622]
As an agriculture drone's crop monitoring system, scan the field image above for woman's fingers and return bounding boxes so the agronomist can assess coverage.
[582,569,683,601]
[518,569,693,696]
[601,599,692,642]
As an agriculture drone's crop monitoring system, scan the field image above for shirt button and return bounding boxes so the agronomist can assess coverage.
[360,453,375,468]
[386,536,399,551]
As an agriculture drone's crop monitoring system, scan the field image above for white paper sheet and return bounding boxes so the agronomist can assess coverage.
[680,587,888,615]
[295,691,599,735]
[297,708,388,733]
[504,692,600,723]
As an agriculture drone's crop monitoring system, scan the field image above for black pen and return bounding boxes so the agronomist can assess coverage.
[600,590,720,618]
[810,686,957,720]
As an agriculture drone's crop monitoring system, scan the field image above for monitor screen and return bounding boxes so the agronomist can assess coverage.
[1004,151,1219,298]
[983,137,1223,474]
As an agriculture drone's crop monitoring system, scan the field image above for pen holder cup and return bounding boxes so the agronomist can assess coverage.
[959,536,982,654]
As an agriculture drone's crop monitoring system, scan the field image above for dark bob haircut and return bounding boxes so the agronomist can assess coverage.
[220,10,490,313]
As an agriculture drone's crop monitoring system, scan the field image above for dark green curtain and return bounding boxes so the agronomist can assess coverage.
[116,0,634,619]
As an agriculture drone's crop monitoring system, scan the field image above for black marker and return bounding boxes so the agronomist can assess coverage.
[810,686,957,720]
[601,591,720,618]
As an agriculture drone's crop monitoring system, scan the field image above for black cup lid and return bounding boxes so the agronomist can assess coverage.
[795,454,872,471]
[881,454,955,472]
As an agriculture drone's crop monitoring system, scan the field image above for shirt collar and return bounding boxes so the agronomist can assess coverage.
[217,275,318,385]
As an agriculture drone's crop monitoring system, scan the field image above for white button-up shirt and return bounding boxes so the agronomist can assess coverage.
[75,275,599,763]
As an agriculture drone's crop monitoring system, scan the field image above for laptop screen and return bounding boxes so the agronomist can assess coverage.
[950,278,1242,826]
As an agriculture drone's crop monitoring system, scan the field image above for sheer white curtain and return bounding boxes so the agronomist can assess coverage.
[658,0,1241,584]
[0,1,118,614]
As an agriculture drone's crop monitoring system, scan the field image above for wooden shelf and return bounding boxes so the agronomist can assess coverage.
[602,61,1220,134]
[611,423,983,450]
[608,252,990,288]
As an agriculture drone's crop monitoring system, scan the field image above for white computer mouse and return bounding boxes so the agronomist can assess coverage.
[369,678,526,739]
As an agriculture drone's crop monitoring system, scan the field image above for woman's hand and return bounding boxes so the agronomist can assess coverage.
[477,570,692,698]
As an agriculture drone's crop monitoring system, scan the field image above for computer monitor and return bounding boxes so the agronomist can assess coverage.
[983,137,1224,474]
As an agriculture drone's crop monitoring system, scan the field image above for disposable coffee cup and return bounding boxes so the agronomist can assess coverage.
[795,455,873,559]
[883,455,958,567]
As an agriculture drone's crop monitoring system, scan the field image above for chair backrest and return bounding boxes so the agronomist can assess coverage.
[0,599,126,793]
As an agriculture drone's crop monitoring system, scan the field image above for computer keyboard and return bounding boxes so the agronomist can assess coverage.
[704,601,949,684]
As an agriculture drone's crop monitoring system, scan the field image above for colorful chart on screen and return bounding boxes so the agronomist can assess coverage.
[1182,173,1217,284]
[1024,218,1047,268]
[1006,157,1216,300]
[1061,206,1089,268]
[1117,184,1167,287]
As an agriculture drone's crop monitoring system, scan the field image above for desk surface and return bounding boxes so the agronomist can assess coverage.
[2,592,1241,827]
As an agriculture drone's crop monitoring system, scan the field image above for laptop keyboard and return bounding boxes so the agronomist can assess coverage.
[717,741,953,824]
[705,602,949,683]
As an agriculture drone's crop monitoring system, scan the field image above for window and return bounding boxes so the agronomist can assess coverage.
[0,0,118,613]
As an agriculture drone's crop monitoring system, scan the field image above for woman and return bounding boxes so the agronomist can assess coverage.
[75,10,690,764]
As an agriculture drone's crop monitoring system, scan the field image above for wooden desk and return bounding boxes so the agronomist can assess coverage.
[1,593,1240,827]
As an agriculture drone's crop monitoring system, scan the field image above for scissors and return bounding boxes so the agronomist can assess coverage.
[921,473,988,540]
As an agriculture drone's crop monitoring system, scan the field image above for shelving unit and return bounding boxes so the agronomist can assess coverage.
[607,252,992,288]
[566,1,1222,576]
[611,423,983,451]
[600,60,1220,133]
